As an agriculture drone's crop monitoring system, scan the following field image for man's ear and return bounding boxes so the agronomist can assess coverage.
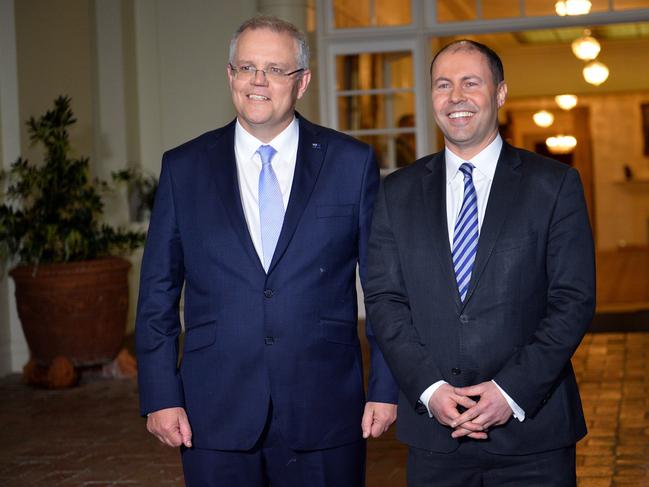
[296,70,312,100]
[497,81,508,108]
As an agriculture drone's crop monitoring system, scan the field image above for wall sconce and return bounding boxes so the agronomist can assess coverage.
[546,135,577,154]
[555,0,592,16]
[572,30,600,61]
[583,60,609,85]
[533,110,554,128]
[555,94,578,110]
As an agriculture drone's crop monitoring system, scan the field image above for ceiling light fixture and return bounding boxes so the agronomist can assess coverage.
[533,110,555,128]
[555,0,592,16]
[583,60,609,85]
[572,30,601,61]
[555,94,578,110]
[546,135,577,154]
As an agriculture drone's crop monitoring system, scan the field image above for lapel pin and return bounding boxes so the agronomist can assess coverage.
[311,143,321,150]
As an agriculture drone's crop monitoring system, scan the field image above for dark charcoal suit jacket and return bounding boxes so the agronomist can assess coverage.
[365,142,595,454]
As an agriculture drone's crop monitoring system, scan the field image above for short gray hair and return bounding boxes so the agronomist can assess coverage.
[229,15,310,70]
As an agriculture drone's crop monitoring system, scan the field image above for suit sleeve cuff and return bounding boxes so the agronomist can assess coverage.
[419,380,447,417]
[492,380,525,422]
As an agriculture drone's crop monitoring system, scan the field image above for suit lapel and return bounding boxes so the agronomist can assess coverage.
[267,116,326,273]
[462,143,522,306]
[210,120,265,272]
[422,153,462,309]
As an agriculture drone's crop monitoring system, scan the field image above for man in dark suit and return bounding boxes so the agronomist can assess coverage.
[364,40,595,486]
[135,15,397,487]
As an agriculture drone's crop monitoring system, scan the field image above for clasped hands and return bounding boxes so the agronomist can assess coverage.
[428,381,512,439]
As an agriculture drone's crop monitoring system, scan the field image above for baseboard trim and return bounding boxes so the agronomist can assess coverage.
[589,310,649,333]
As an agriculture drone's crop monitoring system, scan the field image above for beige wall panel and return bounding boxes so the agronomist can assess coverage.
[15,0,95,164]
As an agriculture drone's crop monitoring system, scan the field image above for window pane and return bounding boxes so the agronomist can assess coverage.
[483,0,521,19]
[528,0,610,15]
[333,0,411,28]
[524,0,560,16]
[358,133,418,170]
[437,0,477,22]
[436,0,616,21]
[376,0,411,25]
[394,126,417,167]
[333,0,370,28]
[337,92,414,131]
[336,52,413,91]
[614,0,649,10]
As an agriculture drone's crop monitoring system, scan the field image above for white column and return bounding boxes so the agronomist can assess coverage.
[93,1,144,332]
[132,0,163,177]
[0,0,29,374]
[92,0,130,224]
[258,0,308,28]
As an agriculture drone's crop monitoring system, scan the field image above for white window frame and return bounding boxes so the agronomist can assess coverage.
[317,0,649,162]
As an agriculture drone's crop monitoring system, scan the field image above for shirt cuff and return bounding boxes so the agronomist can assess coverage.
[419,380,447,418]
[492,380,525,422]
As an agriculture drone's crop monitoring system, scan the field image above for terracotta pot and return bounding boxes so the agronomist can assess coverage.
[10,257,131,367]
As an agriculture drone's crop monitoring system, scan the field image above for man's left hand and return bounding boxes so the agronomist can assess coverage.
[361,401,397,438]
[450,381,512,439]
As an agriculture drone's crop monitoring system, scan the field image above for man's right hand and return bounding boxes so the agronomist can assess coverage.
[428,384,487,440]
[147,407,193,448]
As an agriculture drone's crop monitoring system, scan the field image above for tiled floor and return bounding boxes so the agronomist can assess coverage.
[1,332,648,486]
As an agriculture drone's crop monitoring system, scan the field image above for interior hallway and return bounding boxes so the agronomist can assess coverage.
[1,248,648,486]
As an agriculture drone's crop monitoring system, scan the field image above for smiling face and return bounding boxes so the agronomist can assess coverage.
[431,47,507,160]
[227,27,311,142]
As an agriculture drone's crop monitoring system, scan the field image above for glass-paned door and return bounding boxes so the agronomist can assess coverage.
[334,50,416,169]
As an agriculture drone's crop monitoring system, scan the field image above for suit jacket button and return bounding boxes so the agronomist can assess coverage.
[264,337,275,345]
[452,368,462,375]
[459,315,469,323]
[264,289,274,298]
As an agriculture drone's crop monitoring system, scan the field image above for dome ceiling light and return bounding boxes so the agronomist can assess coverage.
[533,110,555,128]
[572,30,601,61]
[546,135,577,154]
[583,60,610,85]
[555,94,578,110]
[555,0,592,16]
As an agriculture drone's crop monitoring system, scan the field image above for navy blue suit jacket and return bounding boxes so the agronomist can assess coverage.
[136,116,397,451]
[365,143,595,455]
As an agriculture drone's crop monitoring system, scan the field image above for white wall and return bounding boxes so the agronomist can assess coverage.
[133,0,257,178]
[0,0,28,375]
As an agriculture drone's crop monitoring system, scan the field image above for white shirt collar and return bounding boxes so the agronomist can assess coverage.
[234,117,299,161]
[445,134,503,183]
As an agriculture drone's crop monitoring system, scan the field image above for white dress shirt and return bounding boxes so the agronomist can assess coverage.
[234,118,299,264]
[419,134,525,422]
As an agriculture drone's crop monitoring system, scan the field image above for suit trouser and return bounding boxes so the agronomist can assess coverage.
[407,440,576,487]
[181,401,365,487]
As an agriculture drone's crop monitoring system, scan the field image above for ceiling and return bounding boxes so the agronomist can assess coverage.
[515,21,649,44]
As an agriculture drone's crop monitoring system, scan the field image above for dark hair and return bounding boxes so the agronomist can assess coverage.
[430,39,504,85]
[229,15,309,70]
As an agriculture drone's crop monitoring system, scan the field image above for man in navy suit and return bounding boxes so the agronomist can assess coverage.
[136,15,397,487]
[365,40,595,486]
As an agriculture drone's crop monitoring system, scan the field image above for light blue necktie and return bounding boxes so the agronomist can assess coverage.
[452,163,479,301]
[258,145,284,272]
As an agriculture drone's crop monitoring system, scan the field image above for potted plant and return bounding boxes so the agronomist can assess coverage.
[0,96,146,388]
[112,167,158,223]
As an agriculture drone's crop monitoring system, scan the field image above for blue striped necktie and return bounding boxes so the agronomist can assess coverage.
[452,163,479,301]
[257,145,284,272]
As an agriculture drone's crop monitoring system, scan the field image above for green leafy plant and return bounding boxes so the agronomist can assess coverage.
[112,167,158,223]
[0,95,146,265]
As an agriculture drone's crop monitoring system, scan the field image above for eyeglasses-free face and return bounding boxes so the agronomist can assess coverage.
[228,63,305,83]
[227,28,311,142]
[431,48,507,161]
